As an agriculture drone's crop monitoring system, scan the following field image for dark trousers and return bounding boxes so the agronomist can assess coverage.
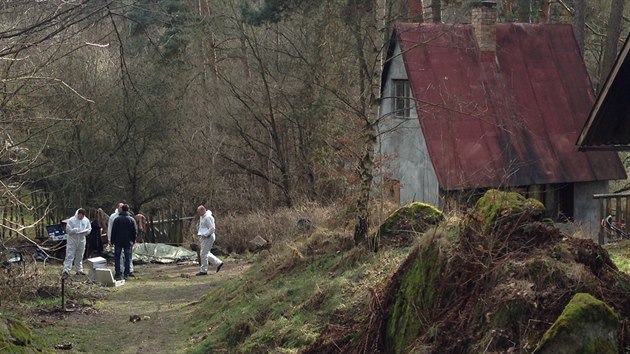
[114,244,131,277]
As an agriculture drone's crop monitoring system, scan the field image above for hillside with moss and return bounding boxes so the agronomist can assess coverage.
[187,190,630,353]
[187,228,411,353]
[0,313,49,353]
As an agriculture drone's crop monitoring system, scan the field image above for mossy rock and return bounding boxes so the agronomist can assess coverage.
[472,189,544,229]
[379,202,444,239]
[0,313,49,353]
[534,293,619,354]
[384,233,450,353]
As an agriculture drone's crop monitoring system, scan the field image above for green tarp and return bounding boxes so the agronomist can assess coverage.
[104,243,197,264]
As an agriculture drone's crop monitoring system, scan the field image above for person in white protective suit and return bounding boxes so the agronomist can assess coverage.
[62,208,92,277]
[196,205,223,276]
[108,202,135,276]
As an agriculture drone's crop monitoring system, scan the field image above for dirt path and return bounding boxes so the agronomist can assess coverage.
[32,261,246,353]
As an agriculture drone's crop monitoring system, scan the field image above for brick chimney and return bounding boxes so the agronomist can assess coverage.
[472,1,497,52]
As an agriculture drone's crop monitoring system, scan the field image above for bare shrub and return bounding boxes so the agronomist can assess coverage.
[217,204,338,254]
[0,261,103,308]
[195,200,427,257]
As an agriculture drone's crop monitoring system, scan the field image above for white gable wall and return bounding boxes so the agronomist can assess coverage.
[574,181,608,235]
[377,42,440,207]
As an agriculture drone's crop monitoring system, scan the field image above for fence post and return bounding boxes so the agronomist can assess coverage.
[176,210,183,245]
[615,197,622,224]
[149,216,155,243]
[599,198,605,245]
[19,205,25,236]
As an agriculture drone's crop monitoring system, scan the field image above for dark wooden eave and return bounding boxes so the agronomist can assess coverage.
[578,33,630,151]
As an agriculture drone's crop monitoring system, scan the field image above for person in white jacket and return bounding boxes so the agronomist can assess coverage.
[107,203,123,244]
[196,205,223,276]
[62,208,91,277]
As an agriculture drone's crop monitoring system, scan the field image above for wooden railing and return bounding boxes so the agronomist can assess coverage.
[593,193,630,245]
[1,204,196,247]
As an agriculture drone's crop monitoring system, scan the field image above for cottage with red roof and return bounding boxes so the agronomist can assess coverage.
[377,1,626,228]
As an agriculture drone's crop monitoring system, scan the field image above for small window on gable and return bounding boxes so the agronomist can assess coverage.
[393,79,411,118]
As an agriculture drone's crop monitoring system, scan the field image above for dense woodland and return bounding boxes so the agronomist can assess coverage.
[0,0,629,241]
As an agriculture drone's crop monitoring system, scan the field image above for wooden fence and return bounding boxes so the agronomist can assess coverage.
[594,193,630,245]
[145,213,195,245]
[0,192,62,240]
[0,202,196,247]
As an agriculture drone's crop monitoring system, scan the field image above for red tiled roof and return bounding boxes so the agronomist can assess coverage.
[393,22,626,190]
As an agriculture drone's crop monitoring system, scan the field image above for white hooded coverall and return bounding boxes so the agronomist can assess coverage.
[199,210,222,273]
[63,210,91,273]
[108,209,134,274]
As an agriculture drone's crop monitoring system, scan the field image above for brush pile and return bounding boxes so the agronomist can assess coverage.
[308,190,630,353]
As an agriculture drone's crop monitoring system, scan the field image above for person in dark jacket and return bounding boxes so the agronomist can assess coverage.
[87,218,103,257]
[111,204,137,280]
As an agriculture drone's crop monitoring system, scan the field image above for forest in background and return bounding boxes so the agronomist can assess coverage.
[1,0,629,241]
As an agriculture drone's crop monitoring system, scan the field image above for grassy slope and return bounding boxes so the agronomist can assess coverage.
[188,230,411,353]
[10,203,627,353]
[187,222,630,353]
[605,240,630,273]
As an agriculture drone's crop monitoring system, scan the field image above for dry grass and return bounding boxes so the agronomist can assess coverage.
[0,263,55,307]
[218,207,310,253]
[260,227,357,277]
[604,240,630,274]
[0,260,106,313]
[216,202,397,254]
[188,202,417,354]
[249,201,410,278]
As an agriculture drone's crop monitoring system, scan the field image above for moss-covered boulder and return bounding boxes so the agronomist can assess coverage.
[378,202,443,243]
[0,313,49,353]
[304,189,630,353]
[534,293,619,354]
[384,233,451,353]
[472,189,544,229]
[372,194,630,353]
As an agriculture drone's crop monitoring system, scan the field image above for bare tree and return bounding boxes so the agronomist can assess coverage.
[540,0,551,24]
[0,1,115,215]
[574,0,586,54]
[406,0,424,22]
[431,0,441,23]
[517,0,531,22]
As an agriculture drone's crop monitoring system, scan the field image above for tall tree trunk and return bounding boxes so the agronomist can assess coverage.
[600,0,625,90]
[504,0,514,18]
[408,0,424,22]
[540,0,551,24]
[198,0,218,78]
[239,20,251,79]
[431,0,441,23]
[517,0,531,22]
[347,1,382,247]
[297,118,316,201]
[354,122,377,246]
[574,0,585,55]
